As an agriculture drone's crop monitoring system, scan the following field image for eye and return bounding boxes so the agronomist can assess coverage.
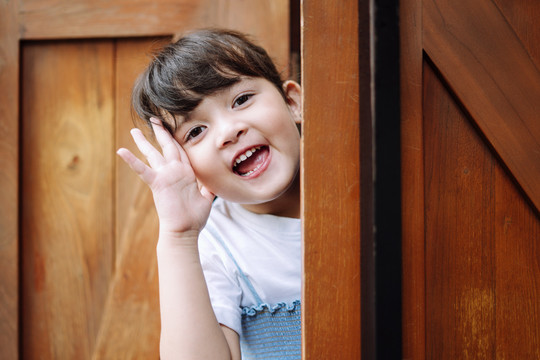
[233,93,253,108]
[185,125,206,142]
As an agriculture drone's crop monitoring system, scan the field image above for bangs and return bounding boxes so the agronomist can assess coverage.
[131,29,284,133]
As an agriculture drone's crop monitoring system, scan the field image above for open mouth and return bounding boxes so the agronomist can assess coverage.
[233,146,269,177]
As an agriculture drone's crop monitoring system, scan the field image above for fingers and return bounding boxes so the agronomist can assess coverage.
[150,118,191,165]
[130,128,165,168]
[116,148,155,184]
[150,118,180,162]
[119,120,193,188]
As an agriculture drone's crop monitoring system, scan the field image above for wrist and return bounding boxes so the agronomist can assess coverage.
[156,229,200,253]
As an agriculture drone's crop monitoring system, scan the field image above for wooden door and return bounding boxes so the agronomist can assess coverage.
[1,1,290,358]
[301,0,372,358]
[401,0,540,358]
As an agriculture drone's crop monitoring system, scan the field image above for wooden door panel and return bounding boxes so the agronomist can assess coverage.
[402,0,540,358]
[494,163,540,359]
[92,38,167,359]
[424,62,498,359]
[21,40,115,358]
[423,0,540,212]
[424,61,540,358]
[114,38,170,254]
[8,2,291,358]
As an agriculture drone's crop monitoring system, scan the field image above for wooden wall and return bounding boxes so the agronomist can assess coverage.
[1,1,290,358]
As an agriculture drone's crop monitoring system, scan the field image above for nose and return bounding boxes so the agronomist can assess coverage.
[217,118,247,148]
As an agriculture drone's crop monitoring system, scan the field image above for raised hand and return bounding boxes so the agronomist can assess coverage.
[117,119,214,237]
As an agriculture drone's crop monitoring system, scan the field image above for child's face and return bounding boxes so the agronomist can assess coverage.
[173,77,302,206]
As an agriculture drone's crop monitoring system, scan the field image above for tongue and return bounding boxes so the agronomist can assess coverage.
[235,147,268,175]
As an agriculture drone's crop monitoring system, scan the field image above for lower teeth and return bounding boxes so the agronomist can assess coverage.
[240,163,262,177]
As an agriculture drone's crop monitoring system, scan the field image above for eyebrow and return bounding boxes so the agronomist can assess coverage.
[172,78,260,126]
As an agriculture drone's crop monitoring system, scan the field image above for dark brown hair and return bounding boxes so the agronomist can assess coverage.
[132,29,285,133]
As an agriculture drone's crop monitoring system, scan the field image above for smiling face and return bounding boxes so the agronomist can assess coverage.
[173,77,302,214]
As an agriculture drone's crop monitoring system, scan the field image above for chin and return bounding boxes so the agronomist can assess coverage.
[238,177,298,205]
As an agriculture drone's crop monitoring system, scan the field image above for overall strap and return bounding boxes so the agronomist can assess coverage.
[205,226,264,305]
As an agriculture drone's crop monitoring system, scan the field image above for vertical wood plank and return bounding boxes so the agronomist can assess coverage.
[211,0,290,74]
[424,63,497,359]
[494,155,540,358]
[114,38,170,256]
[93,38,166,359]
[422,59,540,358]
[400,0,426,358]
[0,0,20,358]
[301,1,362,358]
[21,40,115,359]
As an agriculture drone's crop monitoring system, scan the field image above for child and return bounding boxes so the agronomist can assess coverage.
[116,29,302,359]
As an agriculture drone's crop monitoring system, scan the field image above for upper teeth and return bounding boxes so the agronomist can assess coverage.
[235,146,260,166]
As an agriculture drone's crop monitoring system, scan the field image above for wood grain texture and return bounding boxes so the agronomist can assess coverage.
[424,61,540,359]
[93,5,290,356]
[493,0,540,69]
[423,0,540,212]
[209,0,291,75]
[93,38,167,359]
[19,0,210,39]
[400,0,426,358]
[0,0,20,358]
[18,0,291,75]
[489,3,540,356]
[424,63,496,359]
[301,0,362,358]
[494,159,540,359]
[13,2,290,358]
[21,40,115,359]
[401,0,540,358]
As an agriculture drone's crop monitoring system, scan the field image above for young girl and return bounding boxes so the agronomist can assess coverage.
[116,29,302,359]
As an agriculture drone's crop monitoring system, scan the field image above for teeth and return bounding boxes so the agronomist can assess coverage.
[239,163,262,177]
[234,146,260,165]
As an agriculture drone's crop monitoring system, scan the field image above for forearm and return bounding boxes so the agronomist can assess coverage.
[156,231,233,360]
[118,123,234,358]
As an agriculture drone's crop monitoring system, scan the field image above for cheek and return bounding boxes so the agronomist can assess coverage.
[185,150,213,179]
[262,108,298,135]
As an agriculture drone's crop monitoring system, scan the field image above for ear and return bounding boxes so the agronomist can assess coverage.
[282,80,302,124]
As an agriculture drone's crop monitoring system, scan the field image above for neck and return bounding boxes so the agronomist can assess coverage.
[241,173,300,218]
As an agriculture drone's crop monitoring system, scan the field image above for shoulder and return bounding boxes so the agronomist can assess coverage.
[205,197,301,237]
[199,197,301,267]
[200,198,302,309]
[200,197,301,267]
